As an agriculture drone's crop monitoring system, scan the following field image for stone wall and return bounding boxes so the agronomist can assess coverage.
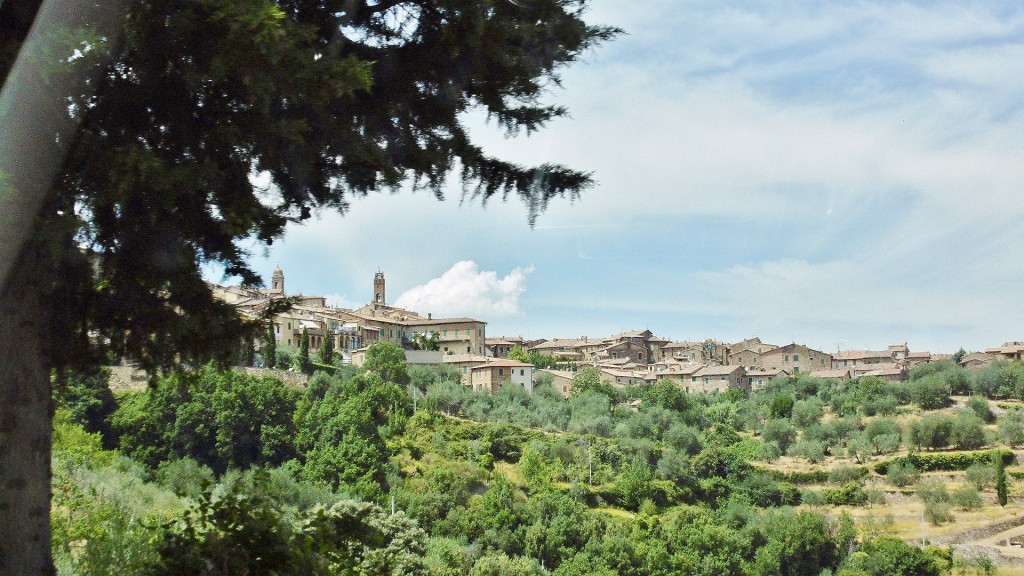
[106,365,309,392]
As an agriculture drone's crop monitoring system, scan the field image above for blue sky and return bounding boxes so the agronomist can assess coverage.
[228,0,1024,355]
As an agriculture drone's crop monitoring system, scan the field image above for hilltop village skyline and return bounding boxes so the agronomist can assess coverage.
[212,267,1023,397]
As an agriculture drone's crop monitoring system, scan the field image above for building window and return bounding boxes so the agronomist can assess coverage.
[793,354,800,362]
[784,355,789,362]
[498,368,504,376]
[520,369,525,376]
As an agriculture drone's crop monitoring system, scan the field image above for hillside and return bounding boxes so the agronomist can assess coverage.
[51,345,1024,575]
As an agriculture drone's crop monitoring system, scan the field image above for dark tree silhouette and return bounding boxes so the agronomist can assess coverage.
[0,1,617,571]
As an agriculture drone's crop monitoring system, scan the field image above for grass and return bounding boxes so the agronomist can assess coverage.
[593,506,635,520]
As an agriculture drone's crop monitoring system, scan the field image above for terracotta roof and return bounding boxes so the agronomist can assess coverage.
[746,368,788,377]
[441,354,490,364]
[661,341,703,349]
[986,343,1024,354]
[764,343,830,356]
[833,350,891,360]
[471,359,533,370]
[961,352,999,364]
[694,365,744,377]
[809,369,851,379]
[530,338,585,350]
[862,368,905,377]
[539,369,575,380]
[650,363,705,377]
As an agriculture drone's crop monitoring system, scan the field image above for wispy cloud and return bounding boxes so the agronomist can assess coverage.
[243,1,1024,352]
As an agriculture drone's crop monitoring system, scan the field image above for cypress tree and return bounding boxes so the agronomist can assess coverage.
[995,451,1008,506]
[299,328,310,373]
[319,330,334,365]
[240,338,255,367]
[265,323,277,369]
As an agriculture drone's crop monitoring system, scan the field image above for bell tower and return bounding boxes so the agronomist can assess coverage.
[271,266,285,293]
[373,271,385,305]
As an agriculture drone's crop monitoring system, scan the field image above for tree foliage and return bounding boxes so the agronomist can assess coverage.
[147,474,427,576]
[363,341,410,387]
[2,0,619,376]
[299,327,311,372]
[0,4,617,567]
[112,365,299,473]
[52,366,118,447]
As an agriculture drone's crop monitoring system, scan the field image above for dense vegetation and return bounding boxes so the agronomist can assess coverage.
[53,345,1024,575]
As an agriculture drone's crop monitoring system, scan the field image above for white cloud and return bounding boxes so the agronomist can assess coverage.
[394,261,533,319]
[324,293,362,310]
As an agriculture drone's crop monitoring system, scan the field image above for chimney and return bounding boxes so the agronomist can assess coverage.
[428,313,432,320]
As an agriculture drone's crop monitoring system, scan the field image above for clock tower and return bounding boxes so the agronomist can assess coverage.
[373,271,385,305]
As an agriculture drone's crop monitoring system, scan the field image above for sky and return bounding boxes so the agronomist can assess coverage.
[226,0,1024,355]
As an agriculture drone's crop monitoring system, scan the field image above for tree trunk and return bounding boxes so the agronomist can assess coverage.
[0,238,55,575]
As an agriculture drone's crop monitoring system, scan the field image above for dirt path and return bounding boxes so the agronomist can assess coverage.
[930,511,1024,566]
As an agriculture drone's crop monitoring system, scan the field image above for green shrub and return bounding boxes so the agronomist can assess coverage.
[952,412,988,450]
[788,439,825,463]
[965,462,995,489]
[761,418,797,453]
[998,409,1024,447]
[155,458,215,499]
[886,461,919,488]
[951,484,983,510]
[864,485,886,506]
[875,449,1014,475]
[828,465,868,485]
[756,440,782,463]
[916,478,949,504]
[800,488,825,506]
[791,398,824,428]
[821,482,867,506]
[967,396,995,423]
[872,433,902,455]
[845,536,940,576]
[760,468,830,484]
[924,500,952,525]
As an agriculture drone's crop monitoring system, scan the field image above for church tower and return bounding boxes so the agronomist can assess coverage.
[271,266,285,293]
[373,271,386,304]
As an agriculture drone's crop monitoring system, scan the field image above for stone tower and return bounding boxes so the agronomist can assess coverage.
[271,266,285,293]
[373,271,385,304]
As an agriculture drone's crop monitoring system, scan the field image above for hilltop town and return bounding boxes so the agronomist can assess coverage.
[213,268,1024,397]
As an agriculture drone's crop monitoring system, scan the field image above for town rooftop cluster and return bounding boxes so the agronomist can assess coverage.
[212,268,1024,397]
